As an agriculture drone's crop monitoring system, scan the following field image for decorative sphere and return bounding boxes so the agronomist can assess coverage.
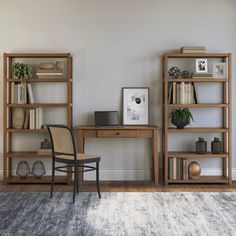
[188,161,201,180]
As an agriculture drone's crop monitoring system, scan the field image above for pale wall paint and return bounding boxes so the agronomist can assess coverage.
[0,0,235,180]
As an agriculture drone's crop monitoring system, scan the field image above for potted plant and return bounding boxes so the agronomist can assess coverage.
[169,108,194,129]
[12,62,33,80]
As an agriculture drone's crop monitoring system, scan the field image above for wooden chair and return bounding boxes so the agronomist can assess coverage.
[47,125,101,203]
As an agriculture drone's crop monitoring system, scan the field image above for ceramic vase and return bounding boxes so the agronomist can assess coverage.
[12,108,24,129]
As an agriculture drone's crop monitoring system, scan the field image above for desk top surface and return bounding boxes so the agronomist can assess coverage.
[76,125,159,130]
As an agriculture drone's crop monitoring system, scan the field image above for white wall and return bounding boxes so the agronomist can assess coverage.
[0,0,235,180]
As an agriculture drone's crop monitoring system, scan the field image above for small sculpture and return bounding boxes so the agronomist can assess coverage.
[16,161,30,178]
[31,161,46,178]
[168,66,181,79]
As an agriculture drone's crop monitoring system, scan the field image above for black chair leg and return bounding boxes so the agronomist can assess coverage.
[77,166,79,194]
[73,163,78,203]
[50,159,55,198]
[96,161,101,198]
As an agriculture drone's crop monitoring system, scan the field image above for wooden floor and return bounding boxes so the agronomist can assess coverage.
[1,181,236,192]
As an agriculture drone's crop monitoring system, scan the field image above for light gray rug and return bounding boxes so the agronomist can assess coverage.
[0,192,236,236]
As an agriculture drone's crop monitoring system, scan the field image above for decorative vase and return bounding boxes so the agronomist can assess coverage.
[188,161,201,180]
[196,137,207,154]
[211,137,223,154]
[12,108,25,129]
[171,116,190,129]
[40,139,51,149]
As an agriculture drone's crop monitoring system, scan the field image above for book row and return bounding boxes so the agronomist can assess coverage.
[11,82,34,104]
[168,157,188,180]
[168,82,198,104]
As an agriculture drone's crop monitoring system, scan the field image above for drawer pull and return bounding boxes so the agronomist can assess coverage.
[116,132,120,135]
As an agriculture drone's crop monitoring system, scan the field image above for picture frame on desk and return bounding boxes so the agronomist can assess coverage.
[122,87,149,125]
[213,62,227,78]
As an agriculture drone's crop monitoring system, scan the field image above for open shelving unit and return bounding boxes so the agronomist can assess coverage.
[163,52,232,185]
[3,53,73,184]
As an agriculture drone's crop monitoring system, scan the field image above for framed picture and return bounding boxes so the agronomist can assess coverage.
[122,87,149,125]
[196,58,208,73]
[213,62,227,78]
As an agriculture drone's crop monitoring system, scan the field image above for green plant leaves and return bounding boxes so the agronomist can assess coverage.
[12,63,33,80]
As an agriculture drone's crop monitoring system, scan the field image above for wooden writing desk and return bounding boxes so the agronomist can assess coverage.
[76,126,159,185]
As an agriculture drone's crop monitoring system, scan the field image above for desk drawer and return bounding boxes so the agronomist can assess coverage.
[97,130,140,138]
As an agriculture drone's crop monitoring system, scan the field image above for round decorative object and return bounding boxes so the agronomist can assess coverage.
[171,116,190,129]
[196,137,207,154]
[40,139,51,149]
[16,161,30,178]
[31,161,46,178]
[12,108,25,129]
[211,137,223,154]
[39,63,55,70]
[168,66,181,79]
[188,161,201,180]
[181,70,190,78]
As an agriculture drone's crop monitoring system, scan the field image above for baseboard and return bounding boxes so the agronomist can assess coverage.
[0,168,236,181]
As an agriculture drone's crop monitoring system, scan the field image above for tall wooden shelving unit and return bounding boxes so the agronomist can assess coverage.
[3,53,73,184]
[163,53,232,185]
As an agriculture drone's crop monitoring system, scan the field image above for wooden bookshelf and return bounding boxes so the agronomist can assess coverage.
[3,53,73,184]
[163,52,232,185]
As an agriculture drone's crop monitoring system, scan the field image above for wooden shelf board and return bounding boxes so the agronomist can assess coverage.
[7,103,68,108]
[6,128,47,133]
[7,176,67,184]
[168,128,228,133]
[168,152,228,158]
[164,53,229,58]
[165,78,228,82]
[7,78,68,82]
[167,104,228,108]
[167,176,228,184]
[4,53,70,58]
[4,151,51,158]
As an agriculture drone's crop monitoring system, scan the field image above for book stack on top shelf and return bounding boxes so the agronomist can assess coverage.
[36,62,64,78]
[181,46,206,53]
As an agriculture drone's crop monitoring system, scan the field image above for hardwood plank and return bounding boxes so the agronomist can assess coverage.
[168,128,229,133]
[167,104,228,108]
[0,181,236,192]
[168,152,228,158]
[7,78,67,82]
[168,176,228,184]
[166,78,228,82]
[7,103,68,108]
[165,53,229,58]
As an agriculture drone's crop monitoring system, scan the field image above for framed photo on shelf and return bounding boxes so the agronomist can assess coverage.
[122,87,149,125]
[213,62,227,78]
[195,58,208,73]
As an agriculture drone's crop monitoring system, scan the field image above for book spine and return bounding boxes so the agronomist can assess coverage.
[182,158,188,180]
[29,109,35,129]
[168,158,173,179]
[27,83,34,103]
[172,82,176,104]
[173,157,177,180]
[180,82,185,104]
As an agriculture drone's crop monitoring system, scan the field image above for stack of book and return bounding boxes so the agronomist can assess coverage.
[37,149,52,155]
[191,73,213,79]
[181,46,206,53]
[168,157,188,180]
[168,82,198,104]
[23,108,43,129]
[36,69,63,78]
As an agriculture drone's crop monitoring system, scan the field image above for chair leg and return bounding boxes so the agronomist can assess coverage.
[73,163,78,203]
[77,166,79,194]
[96,161,101,198]
[50,159,55,198]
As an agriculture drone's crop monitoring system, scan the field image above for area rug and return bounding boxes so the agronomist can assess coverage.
[0,192,236,236]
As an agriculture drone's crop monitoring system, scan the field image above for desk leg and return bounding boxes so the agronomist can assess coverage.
[153,129,158,185]
[78,130,84,185]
